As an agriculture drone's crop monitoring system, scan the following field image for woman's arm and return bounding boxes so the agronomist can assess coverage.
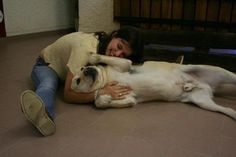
[64,71,95,103]
[64,71,132,104]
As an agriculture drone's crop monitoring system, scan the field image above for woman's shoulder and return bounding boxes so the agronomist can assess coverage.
[60,31,96,40]
[48,31,98,48]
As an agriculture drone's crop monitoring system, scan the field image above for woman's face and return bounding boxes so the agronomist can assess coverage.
[105,38,132,58]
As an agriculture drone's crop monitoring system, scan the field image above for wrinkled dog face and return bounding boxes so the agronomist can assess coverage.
[71,66,100,92]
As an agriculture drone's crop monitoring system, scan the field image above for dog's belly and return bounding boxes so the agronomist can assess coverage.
[110,69,188,102]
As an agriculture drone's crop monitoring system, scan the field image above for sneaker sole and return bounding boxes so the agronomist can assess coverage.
[20,90,56,136]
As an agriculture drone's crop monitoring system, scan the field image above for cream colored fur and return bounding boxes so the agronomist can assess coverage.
[72,53,236,120]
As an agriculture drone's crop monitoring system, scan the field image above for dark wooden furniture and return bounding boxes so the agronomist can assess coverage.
[114,0,236,71]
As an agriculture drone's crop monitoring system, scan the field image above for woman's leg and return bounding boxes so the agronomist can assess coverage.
[20,57,59,136]
[31,62,59,118]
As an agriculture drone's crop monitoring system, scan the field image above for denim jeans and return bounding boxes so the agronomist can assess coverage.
[31,57,59,119]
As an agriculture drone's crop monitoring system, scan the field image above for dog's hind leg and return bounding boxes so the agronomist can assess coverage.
[208,67,236,85]
[188,90,236,120]
[182,65,236,89]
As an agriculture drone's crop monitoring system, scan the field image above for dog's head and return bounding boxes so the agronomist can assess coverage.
[71,65,105,93]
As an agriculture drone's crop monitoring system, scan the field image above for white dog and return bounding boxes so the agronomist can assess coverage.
[71,53,236,120]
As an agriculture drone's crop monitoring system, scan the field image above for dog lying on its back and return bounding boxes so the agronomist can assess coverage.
[71,53,236,120]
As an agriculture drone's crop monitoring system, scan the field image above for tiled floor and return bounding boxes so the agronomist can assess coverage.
[0,30,236,157]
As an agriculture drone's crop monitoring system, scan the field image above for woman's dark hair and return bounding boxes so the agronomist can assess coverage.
[96,26,144,63]
[95,31,110,54]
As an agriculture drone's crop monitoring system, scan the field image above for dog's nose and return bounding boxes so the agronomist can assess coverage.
[83,67,98,81]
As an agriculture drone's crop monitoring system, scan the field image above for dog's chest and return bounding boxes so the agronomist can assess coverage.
[108,67,188,101]
[112,68,182,87]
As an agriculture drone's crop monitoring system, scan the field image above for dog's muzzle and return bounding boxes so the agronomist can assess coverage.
[76,67,98,86]
[84,67,98,81]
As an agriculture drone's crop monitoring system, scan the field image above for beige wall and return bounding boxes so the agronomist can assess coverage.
[2,0,118,36]
[78,0,119,33]
[3,0,75,36]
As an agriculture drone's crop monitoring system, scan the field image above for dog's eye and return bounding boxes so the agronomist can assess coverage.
[81,67,84,71]
[76,78,80,85]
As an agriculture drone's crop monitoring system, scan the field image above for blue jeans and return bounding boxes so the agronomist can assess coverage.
[31,57,59,119]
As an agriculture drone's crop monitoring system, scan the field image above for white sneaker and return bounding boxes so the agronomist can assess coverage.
[20,90,56,136]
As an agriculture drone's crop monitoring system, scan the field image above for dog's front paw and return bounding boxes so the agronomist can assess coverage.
[95,95,112,108]
[88,52,101,65]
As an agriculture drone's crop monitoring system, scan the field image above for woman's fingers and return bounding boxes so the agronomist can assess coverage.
[101,81,133,100]
[107,81,119,86]
[114,84,132,91]
[113,87,132,99]
[113,92,127,100]
[118,91,130,99]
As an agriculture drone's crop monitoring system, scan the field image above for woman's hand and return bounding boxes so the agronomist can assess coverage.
[99,81,132,99]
